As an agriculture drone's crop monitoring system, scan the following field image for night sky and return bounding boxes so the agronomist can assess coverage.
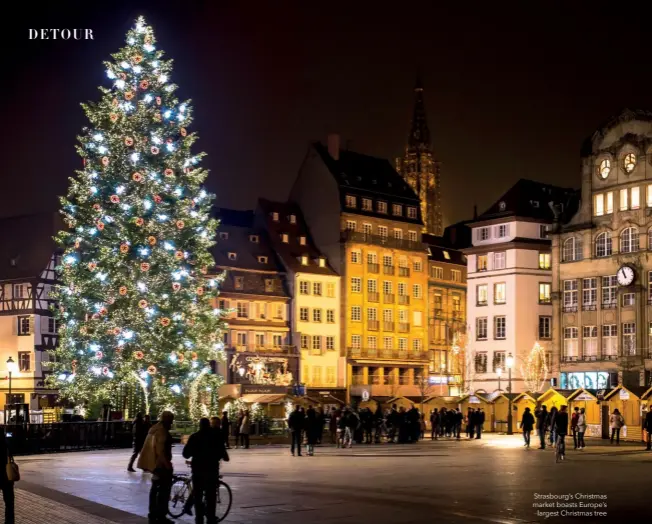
[4,1,652,227]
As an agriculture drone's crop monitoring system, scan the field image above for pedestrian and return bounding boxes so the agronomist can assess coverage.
[182,417,230,524]
[316,407,325,445]
[239,410,250,449]
[0,427,15,524]
[419,413,426,440]
[547,406,558,448]
[430,409,439,440]
[388,404,399,443]
[570,407,579,449]
[576,408,587,450]
[521,407,535,448]
[127,412,151,472]
[397,407,409,443]
[305,406,319,455]
[233,410,243,449]
[138,410,175,524]
[439,408,447,437]
[374,405,384,443]
[361,408,372,444]
[466,408,474,439]
[329,407,339,444]
[610,408,625,445]
[288,404,305,456]
[554,405,569,460]
[454,408,463,440]
[220,411,231,449]
[476,409,485,439]
[536,405,548,450]
[644,408,652,451]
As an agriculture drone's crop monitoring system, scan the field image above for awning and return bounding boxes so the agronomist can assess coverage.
[240,393,288,404]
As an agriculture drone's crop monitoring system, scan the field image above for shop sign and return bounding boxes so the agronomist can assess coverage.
[469,395,481,404]
[575,392,594,401]
[619,389,630,400]
[241,385,287,395]
[362,390,370,402]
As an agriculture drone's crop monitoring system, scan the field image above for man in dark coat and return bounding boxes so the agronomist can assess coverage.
[220,411,231,449]
[127,412,151,472]
[388,404,399,443]
[329,407,339,444]
[521,407,535,448]
[430,409,439,440]
[536,405,549,450]
[0,427,14,524]
[288,405,305,456]
[644,408,652,451]
[476,408,486,439]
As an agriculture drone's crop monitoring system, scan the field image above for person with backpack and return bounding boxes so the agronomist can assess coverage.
[610,408,625,445]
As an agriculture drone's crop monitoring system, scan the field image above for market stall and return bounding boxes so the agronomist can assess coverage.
[603,386,648,442]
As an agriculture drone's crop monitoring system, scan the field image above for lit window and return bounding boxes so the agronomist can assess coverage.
[265,279,274,292]
[345,195,357,208]
[477,255,488,271]
[408,230,417,242]
[300,256,309,265]
[378,226,388,238]
[272,212,279,222]
[620,189,628,211]
[407,207,417,219]
[477,284,488,306]
[319,258,326,267]
[624,153,637,173]
[346,220,356,231]
[299,236,306,245]
[392,204,403,216]
[289,214,297,224]
[631,187,640,209]
[443,251,451,260]
[281,233,289,243]
[326,282,336,297]
[393,228,403,239]
[594,194,604,216]
[538,253,551,269]
[362,198,372,211]
[647,185,652,207]
[606,192,613,214]
[249,235,259,243]
[377,201,388,214]
[599,158,611,179]
[494,282,506,304]
[539,283,551,304]
[227,252,237,261]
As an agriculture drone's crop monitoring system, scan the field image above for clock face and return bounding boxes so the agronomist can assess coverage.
[617,265,635,287]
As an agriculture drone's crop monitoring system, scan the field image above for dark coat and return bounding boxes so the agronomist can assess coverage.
[521,411,535,432]
[536,409,548,430]
[182,427,229,478]
[645,411,652,432]
[288,410,305,431]
[478,410,486,424]
[0,433,9,485]
[554,412,569,436]
[305,408,320,444]
[132,417,150,448]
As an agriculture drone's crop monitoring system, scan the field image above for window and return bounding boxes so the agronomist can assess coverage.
[281,233,289,243]
[18,351,31,372]
[496,224,509,238]
[602,325,617,357]
[350,249,361,263]
[443,251,451,260]
[249,234,259,243]
[363,223,372,235]
[255,333,265,348]
[401,229,415,244]
[351,306,361,321]
[327,309,335,323]
[367,252,377,264]
[301,255,310,266]
[301,335,310,349]
[620,227,639,253]
[564,327,579,358]
[451,270,462,282]
[583,326,598,358]
[326,336,335,351]
[265,279,274,292]
[562,237,582,262]
[407,206,417,219]
[367,307,378,321]
[227,252,237,261]
[362,198,372,211]
[393,228,403,239]
[383,254,393,267]
[313,309,322,322]
[602,276,617,306]
[622,323,636,355]
[377,201,387,214]
[494,282,506,304]
[413,311,423,327]
[606,191,614,214]
[493,251,506,270]
[398,309,409,324]
[624,152,637,173]
[539,225,549,238]
[620,189,628,211]
[475,352,488,373]
[312,336,322,351]
[398,338,408,351]
[398,256,408,268]
[300,307,309,321]
[313,282,322,296]
[494,316,506,339]
[234,276,244,290]
[383,337,393,350]
[383,281,392,295]
[539,316,551,339]
[299,236,307,246]
[327,282,336,298]
[383,309,393,322]
[413,259,423,272]
[272,212,279,222]
[477,255,488,271]
[236,302,248,318]
[452,295,461,312]
[622,293,635,307]
[595,232,612,257]
[47,317,56,334]
[346,220,356,231]
[582,278,597,308]
[493,351,505,372]
[599,158,611,179]
[236,332,247,347]
[219,232,229,240]
[351,277,362,293]
[594,193,604,216]
[539,253,551,269]
[431,266,443,279]
[412,284,422,299]
[631,187,640,209]
[538,283,551,304]
[476,318,488,340]
[378,226,388,238]
[477,284,488,306]
[563,280,578,310]
[647,185,652,207]
[367,336,377,349]
[368,279,378,293]
[345,195,356,208]
[299,281,310,295]
[397,282,407,296]
[319,257,326,266]
[412,339,423,352]
[392,204,403,216]
[478,227,490,241]
[351,335,362,349]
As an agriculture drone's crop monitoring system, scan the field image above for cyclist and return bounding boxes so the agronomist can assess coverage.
[182,417,230,523]
[554,405,569,461]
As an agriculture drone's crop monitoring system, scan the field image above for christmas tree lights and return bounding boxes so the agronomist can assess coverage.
[49,16,225,417]
[521,342,549,393]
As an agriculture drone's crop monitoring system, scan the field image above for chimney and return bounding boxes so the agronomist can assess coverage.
[327,133,340,160]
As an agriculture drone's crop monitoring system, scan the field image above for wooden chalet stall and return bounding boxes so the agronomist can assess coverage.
[567,389,605,438]
[458,393,491,433]
[536,388,574,411]
[490,392,519,434]
[603,386,647,442]
[512,392,540,427]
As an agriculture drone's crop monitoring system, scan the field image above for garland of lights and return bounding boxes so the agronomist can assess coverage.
[521,342,549,393]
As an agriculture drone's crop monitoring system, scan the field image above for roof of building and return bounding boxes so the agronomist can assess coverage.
[256,199,338,276]
[474,179,579,224]
[0,212,61,281]
[581,108,652,156]
[218,269,289,298]
[423,236,466,266]
[407,76,431,150]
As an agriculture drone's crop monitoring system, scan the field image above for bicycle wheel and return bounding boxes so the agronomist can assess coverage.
[216,480,233,522]
[169,476,192,518]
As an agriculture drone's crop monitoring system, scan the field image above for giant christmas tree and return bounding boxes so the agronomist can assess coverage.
[50,17,225,417]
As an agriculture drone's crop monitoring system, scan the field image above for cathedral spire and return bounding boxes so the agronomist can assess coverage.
[408,74,431,149]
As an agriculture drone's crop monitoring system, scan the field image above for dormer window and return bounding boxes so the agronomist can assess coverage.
[234,276,244,290]
[300,256,309,266]
[362,198,372,211]
[299,236,306,246]
[258,256,268,264]
[407,206,417,219]
[219,232,229,240]
[249,235,259,243]
[265,279,274,292]
[377,201,387,214]
[392,204,402,216]
[281,233,289,243]
[289,214,297,224]
[443,251,450,260]
[318,257,326,268]
[345,195,357,208]
[227,252,237,261]
[272,212,279,222]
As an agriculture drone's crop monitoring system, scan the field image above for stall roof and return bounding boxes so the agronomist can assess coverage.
[459,393,490,404]
[567,389,599,401]
[513,391,542,402]
[641,385,652,400]
[603,385,649,400]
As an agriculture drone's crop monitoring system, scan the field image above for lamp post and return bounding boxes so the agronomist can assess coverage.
[506,353,514,435]
[6,356,18,401]
[496,367,502,392]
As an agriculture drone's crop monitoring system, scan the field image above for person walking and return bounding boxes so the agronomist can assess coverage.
[388,404,399,443]
[610,408,625,445]
[220,411,231,449]
[536,405,548,450]
[182,417,230,524]
[570,407,579,449]
[316,407,325,445]
[0,427,15,524]
[466,408,474,439]
[644,407,652,451]
[430,409,439,440]
[576,408,587,450]
[239,410,250,449]
[476,409,485,439]
[554,406,569,460]
[305,406,319,455]
[419,413,426,440]
[233,411,243,449]
[547,407,558,448]
[329,407,339,444]
[128,412,151,472]
[288,405,305,456]
[138,410,175,524]
[521,407,535,448]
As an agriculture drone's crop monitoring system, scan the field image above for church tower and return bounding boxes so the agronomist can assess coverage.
[396,77,442,236]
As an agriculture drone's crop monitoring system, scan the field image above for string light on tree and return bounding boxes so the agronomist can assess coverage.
[521,342,549,393]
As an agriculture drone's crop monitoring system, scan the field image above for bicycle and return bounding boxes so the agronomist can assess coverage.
[555,434,566,463]
[168,468,232,521]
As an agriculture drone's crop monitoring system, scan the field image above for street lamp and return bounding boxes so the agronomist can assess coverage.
[506,353,514,435]
[496,367,502,392]
[6,356,18,400]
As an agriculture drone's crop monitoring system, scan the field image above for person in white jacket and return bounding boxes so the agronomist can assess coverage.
[576,408,587,449]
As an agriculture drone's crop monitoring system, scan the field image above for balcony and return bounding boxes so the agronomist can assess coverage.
[602,301,617,310]
[562,305,578,313]
[398,376,413,386]
[398,295,410,305]
[368,291,379,302]
[582,303,597,311]
[367,320,379,331]
[383,321,395,331]
[341,230,426,252]
[477,300,488,307]
[367,263,379,273]
[562,355,580,362]
[398,322,410,333]
[383,293,395,304]
[347,347,429,360]
[383,265,395,276]
[398,267,410,277]
[539,299,551,305]
[231,344,296,355]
